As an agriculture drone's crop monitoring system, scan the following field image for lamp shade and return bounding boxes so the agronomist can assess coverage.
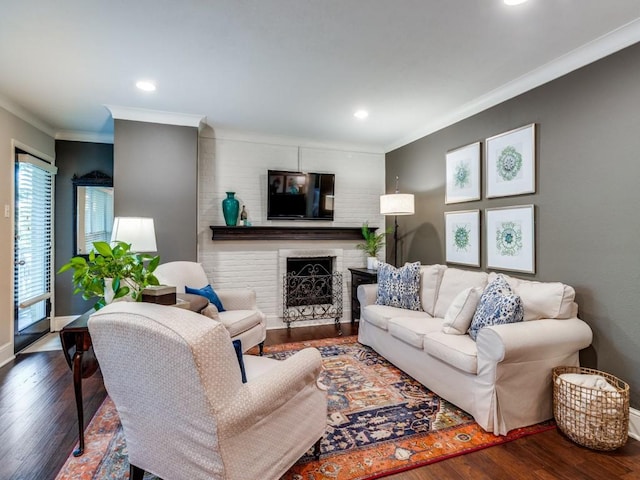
[110,217,157,252]
[380,193,415,216]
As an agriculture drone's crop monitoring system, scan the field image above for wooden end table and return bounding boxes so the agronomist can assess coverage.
[348,268,378,323]
[60,309,98,457]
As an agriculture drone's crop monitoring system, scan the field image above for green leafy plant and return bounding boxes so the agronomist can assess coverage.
[58,241,160,310]
[356,222,392,258]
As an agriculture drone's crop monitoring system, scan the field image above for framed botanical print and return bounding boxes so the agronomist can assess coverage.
[485,124,536,198]
[445,141,481,204]
[445,209,480,267]
[486,205,535,274]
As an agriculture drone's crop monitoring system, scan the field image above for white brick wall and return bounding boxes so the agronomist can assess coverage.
[197,132,385,328]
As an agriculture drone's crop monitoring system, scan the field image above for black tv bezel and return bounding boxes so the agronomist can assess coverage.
[267,169,335,221]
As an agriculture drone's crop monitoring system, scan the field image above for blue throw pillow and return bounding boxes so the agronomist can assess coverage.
[185,284,225,312]
[232,339,247,383]
[469,274,524,341]
[375,261,422,311]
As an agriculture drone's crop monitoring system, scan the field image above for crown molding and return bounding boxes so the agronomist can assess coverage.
[105,105,205,127]
[385,17,640,152]
[0,94,55,137]
[201,126,385,155]
[55,130,114,144]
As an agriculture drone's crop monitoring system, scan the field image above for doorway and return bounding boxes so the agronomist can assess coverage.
[13,150,57,353]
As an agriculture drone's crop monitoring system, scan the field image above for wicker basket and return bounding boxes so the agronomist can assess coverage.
[553,366,629,451]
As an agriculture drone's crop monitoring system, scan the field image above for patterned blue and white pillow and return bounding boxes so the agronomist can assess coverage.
[468,274,523,340]
[375,261,422,311]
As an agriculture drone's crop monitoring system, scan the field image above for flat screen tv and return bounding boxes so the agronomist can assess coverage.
[267,170,335,220]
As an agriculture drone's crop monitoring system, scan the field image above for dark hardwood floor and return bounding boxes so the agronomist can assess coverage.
[1,323,638,480]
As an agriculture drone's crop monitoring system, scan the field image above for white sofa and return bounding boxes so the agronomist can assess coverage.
[357,265,593,435]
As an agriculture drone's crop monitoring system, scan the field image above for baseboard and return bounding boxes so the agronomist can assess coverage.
[629,407,640,441]
[0,341,15,369]
[265,315,351,330]
[52,315,78,332]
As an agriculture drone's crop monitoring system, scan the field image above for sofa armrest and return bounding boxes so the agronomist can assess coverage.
[357,283,378,307]
[217,348,324,433]
[215,288,258,310]
[476,318,593,364]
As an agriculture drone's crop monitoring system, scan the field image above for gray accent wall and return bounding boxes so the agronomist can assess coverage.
[54,140,114,316]
[114,120,198,264]
[386,42,640,408]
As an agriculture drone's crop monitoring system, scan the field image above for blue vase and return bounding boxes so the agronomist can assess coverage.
[222,192,240,226]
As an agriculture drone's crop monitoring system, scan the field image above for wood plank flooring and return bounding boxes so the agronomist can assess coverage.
[0,322,638,479]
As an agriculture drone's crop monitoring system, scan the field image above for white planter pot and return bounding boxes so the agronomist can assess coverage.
[104,278,138,304]
[367,257,379,270]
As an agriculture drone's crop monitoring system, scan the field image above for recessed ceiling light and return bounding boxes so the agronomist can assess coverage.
[136,80,156,92]
[354,109,369,120]
[504,0,528,5]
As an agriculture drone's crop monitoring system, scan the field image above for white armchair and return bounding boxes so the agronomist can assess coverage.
[88,302,327,480]
[154,261,266,353]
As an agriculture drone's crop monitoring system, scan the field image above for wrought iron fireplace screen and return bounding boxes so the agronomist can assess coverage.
[282,258,343,326]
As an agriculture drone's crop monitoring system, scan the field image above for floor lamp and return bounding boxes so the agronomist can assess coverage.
[380,177,415,266]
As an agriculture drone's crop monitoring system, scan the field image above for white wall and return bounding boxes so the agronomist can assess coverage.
[197,129,385,328]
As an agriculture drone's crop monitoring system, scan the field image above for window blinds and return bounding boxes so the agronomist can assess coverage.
[14,154,57,331]
[82,186,113,251]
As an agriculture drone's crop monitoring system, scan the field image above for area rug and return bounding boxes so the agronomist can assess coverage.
[56,336,554,480]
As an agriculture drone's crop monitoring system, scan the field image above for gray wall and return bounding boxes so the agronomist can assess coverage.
[54,140,114,316]
[386,42,640,408]
[114,120,198,263]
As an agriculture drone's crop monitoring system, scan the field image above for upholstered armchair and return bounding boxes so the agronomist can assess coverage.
[154,261,266,353]
[89,302,327,480]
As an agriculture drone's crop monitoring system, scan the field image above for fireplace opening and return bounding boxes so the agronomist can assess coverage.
[285,256,333,307]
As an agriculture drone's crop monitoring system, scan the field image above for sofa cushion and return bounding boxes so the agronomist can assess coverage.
[423,332,478,374]
[363,304,431,331]
[469,275,524,341]
[488,272,576,320]
[419,264,447,316]
[217,310,263,337]
[433,268,488,318]
[388,317,445,348]
[442,286,483,335]
[375,261,422,311]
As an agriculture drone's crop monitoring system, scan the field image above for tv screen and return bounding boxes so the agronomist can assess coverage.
[267,170,335,220]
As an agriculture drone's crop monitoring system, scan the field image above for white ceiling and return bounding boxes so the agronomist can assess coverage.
[1,1,639,152]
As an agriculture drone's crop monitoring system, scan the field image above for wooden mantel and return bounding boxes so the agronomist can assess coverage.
[210,226,370,241]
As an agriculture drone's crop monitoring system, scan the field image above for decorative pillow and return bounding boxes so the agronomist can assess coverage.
[442,286,483,335]
[375,261,422,311]
[185,284,225,312]
[232,339,247,383]
[469,275,524,341]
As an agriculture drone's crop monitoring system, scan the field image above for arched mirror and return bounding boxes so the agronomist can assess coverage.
[72,171,114,255]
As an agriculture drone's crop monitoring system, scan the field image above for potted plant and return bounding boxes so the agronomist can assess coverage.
[356,222,391,270]
[58,241,160,310]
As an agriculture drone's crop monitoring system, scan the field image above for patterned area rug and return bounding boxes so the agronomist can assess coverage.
[56,336,554,480]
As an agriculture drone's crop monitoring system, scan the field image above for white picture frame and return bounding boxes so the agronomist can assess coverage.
[445,141,481,204]
[485,124,536,198]
[445,209,480,267]
[486,205,535,274]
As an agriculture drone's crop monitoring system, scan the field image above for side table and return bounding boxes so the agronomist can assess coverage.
[60,309,98,457]
[348,268,378,323]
